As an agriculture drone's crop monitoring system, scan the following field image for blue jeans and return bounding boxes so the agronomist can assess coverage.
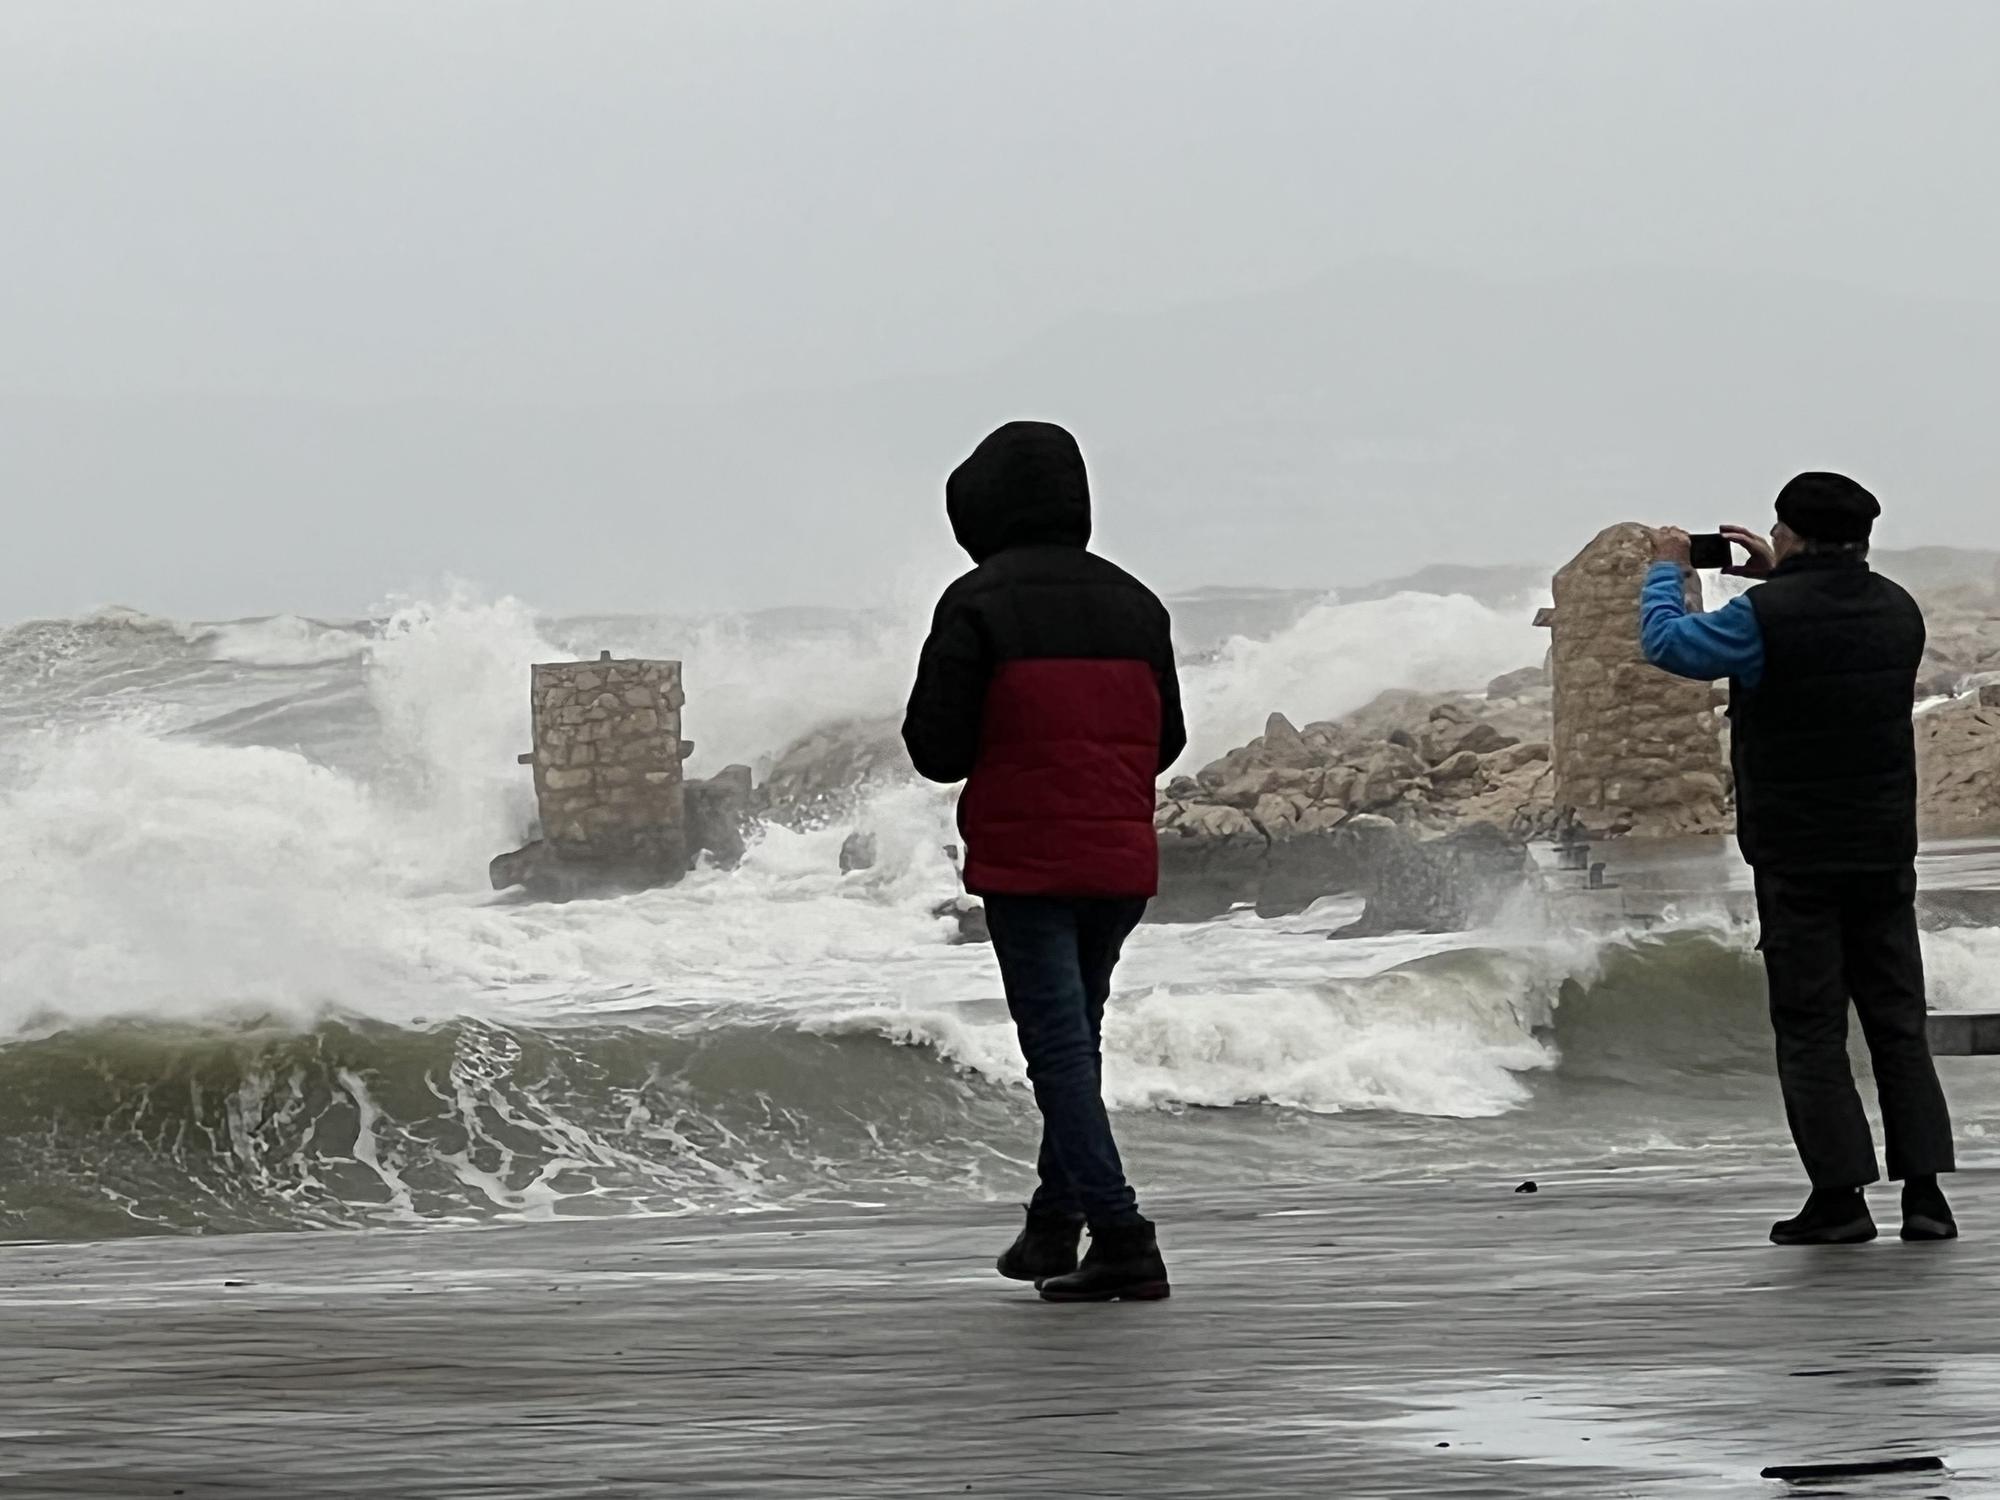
[982,895,1149,1229]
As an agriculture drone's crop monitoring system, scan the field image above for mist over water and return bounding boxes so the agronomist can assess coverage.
[4,584,1998,1242]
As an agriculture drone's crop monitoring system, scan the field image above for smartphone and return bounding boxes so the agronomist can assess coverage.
[1688,533,1732,570]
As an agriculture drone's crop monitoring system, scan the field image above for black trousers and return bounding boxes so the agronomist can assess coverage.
[1753,866,1955,1189]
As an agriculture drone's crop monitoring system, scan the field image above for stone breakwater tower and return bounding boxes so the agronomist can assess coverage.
[528,653,689,876]
[1539,523,1731,839]
[491,653,755,899]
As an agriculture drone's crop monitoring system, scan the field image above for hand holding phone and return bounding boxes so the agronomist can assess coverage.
[1718,525,1777,579]
[1688,533,1731,571]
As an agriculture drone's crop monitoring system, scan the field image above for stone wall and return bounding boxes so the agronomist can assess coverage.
[1545,523,1730,838]
[1919,690,2000,837]
[530,654,687,878]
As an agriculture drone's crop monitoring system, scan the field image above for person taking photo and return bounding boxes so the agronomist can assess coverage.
[1642,472,1956,1246]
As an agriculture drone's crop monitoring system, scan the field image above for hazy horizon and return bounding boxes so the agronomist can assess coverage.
[7,1,2000,622]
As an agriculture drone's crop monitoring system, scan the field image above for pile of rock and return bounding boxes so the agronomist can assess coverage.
[1159,681,1557,849]
[1149,678,1556,929]
[751,668,1562,932]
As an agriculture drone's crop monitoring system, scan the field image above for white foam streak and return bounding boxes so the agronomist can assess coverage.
[196,615,369,667]
[823,932,1572,1121]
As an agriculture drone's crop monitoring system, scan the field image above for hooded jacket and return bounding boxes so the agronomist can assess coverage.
[902,422,1186,899]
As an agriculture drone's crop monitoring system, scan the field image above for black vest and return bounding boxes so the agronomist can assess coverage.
[1729,557,1925,871]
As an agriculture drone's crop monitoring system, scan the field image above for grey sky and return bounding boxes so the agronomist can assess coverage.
[5,0,2000,622]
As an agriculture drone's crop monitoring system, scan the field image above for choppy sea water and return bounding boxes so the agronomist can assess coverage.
[3,589,1997,1242]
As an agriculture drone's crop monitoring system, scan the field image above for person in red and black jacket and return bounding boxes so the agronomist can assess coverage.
[904,420,1185,1304]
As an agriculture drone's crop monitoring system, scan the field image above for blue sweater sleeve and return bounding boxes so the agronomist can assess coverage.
[1638,562,1763,687]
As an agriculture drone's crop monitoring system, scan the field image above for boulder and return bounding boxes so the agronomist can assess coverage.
[1484,740,1551,776]
[489,841,674,902]
[932,896,992,946]
[1350,743,1426,811]
[1330,822,1532,939]
[1486,664,1549,700]
[685,764,754,869]
[1419,718,1518,765]
[1447,756,1560,841]
[755,717,912,828]
[1260,712,1319,769]
[1428,749,1485,785]
[1339,688,1468,744]
[1214,766,1319,809]
[839,829,879,874]
[1178,802,1260,841]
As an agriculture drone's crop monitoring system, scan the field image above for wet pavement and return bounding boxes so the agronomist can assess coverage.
[1,1169,1995,1497]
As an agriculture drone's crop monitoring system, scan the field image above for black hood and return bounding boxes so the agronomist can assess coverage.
[946,421,1092,564]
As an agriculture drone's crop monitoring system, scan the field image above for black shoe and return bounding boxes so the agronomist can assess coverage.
[1771,1188,1877,1246]
[1901,1176,1959,1242]
[996,1208,1084,1282]
[1037,1219,1171,1302]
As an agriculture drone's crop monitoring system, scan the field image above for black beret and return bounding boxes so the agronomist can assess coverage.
[1775,472,1880,544]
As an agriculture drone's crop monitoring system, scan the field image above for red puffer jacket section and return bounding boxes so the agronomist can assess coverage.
[958,658,1166,898]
